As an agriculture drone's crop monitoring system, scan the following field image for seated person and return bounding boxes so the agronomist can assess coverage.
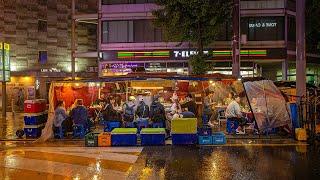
[70,99,89,130]
[225,95,246,134]
[181,94,197,116]
[123,96,136,123]
[150,95,166,127]
[136,96,150,121]
[180,109,196,118]
[102,96,121,121]
[53,100,68,131]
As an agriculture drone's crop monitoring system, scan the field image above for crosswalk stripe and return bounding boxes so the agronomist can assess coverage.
[0,167,68,179]
[9,149,140,164]
[0,155,127,179]
[9,151,134,172]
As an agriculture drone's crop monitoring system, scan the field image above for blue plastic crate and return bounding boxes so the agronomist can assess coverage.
[172,134,197,145]
[226,119,239,134]
[111,134,137,146]
[212,132,226,145]
[24,126,44,138]
[104,121,122,132]
[24,115,43,125]
[141,134,165,146]
[198,136,213,145]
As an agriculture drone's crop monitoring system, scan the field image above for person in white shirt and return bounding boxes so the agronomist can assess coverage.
[225,95,246,134]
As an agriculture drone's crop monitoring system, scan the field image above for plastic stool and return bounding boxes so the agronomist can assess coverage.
[54,126,64,139]
[73,124,86,138]
[226,119,239,134]
[137,119,149,132]
[104,121,121,132]
[152,122,164,128]
[124,121,135,128]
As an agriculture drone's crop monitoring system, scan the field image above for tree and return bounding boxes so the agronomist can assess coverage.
[153,0,233,75]
[306,0,320,52]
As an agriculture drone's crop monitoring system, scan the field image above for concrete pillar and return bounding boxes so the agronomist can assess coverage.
[282,60,288,80]
[71,0,76,80]
[296,0,306,98]
[232,0,240,78]
[98,0,102,77]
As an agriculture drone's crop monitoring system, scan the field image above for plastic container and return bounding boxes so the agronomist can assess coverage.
[85,133,99,147]
[24,99,46,113]
[98,132,111,147]
[24,124,44,138]
[111,128,137,146]
[171,118,197,134]
[226,119,239,134]
[198,136,213,145]
[104,121,121,132]
[24,115,43,125]
[140,128,166,146]
[295,128,307,141]
[212,132,226,145]
[172,134,197,145]
[290,103,300,129]
[73,124,86,138]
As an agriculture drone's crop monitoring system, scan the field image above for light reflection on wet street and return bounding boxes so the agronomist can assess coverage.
[128,145,320,180]
[0,141,319,179]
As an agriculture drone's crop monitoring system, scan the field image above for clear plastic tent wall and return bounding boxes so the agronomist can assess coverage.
[243,80,292,132]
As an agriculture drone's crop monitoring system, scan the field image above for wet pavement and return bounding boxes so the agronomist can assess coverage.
[0,140,319,180]
[0,113,24,140]
[129,144,320,180]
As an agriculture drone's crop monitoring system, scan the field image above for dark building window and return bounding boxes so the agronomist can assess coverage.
[288,16,296,42]
[102,0,155,4]
[102,20,162,43]
[241,17,284,41]
[39,51,48,64]
[38,19,47,32]
[216,21,232,41]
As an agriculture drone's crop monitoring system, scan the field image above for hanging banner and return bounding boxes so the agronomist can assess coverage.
[0,42,11,82]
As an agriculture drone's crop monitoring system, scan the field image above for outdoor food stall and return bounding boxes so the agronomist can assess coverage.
[35,73,293,145]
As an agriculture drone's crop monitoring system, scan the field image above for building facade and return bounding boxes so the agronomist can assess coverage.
[0,0,97,109]
[97,0,320,85]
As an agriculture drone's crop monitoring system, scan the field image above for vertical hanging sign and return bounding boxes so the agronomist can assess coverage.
[0,42,11,82]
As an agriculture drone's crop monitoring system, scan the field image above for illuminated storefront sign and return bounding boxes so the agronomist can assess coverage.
[172,50,267,58]
[249,22,277,28]
[0,42,11,82]
[100,48,285,62]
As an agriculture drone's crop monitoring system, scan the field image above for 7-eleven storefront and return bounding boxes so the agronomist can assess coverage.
[99,48,286,77]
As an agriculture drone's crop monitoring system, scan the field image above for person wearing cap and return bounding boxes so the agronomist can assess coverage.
[181,93,197,116]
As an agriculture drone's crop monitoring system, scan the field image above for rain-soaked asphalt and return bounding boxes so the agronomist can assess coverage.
[128,145,320,180]
[1,113,320,179]
[0,140,319,180]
